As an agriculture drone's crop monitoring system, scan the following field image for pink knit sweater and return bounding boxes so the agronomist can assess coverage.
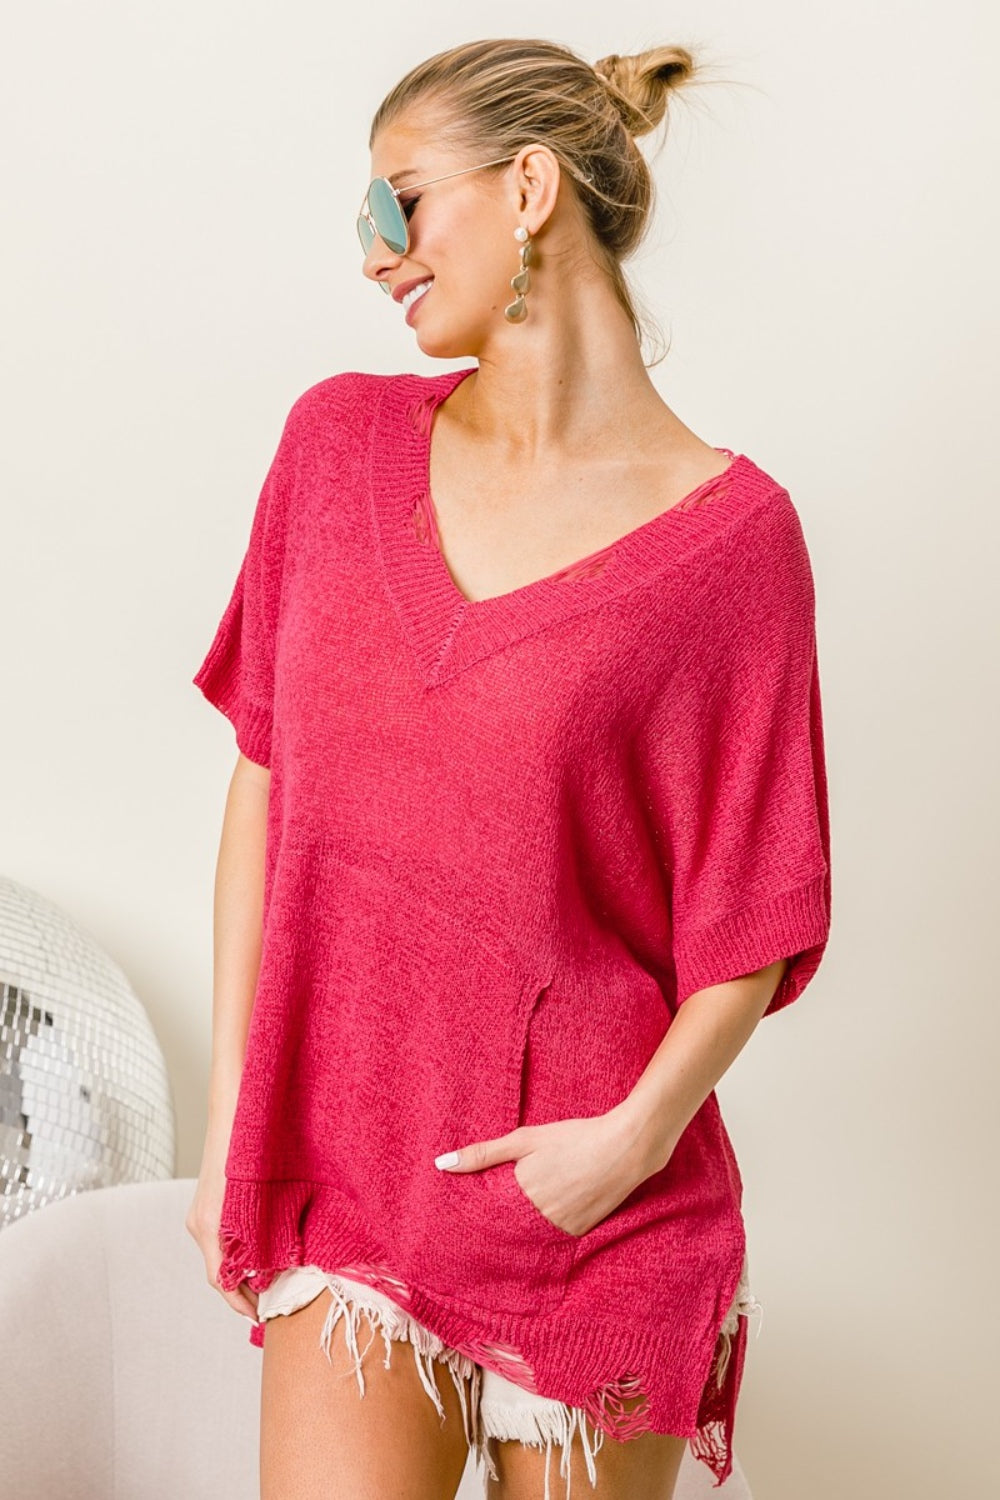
[192,364,831,1486]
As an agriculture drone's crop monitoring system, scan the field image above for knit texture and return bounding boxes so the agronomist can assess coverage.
[192,365,832,1486]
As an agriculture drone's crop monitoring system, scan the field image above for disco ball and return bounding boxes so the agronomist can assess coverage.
[0,874,175,1228]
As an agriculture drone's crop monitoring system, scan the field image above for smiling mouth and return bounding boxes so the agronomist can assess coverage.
[401,279,433,314]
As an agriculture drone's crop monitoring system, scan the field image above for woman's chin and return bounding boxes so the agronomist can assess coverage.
[414,326,473,361]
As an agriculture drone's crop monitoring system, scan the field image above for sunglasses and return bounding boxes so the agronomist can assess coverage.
[357,154,519,294]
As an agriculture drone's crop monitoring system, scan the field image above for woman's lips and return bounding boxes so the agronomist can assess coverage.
[405,283,432,325]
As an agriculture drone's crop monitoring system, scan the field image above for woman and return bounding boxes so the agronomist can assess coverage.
[186,37,831,1500]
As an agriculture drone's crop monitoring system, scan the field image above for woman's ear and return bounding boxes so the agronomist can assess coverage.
[510,143,562,232]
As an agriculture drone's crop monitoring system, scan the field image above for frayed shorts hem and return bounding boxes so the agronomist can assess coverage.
[252,1262,760,1500]
[254,1266,611,1498]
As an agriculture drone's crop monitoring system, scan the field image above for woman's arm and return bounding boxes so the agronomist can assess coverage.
[186,751,270,1321]
[609,957,790,1179]
[443,956,793,1237]
[204,751,270,1133]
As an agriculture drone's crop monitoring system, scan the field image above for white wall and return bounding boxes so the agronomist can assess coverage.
[3,4,996,1496]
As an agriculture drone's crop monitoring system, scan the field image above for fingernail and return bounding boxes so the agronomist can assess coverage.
[435,1150,460,1170]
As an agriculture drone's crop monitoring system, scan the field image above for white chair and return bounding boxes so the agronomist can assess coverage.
[0,1177,752,1497]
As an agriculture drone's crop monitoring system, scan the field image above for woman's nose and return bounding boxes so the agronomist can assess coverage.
[363,236,402,292]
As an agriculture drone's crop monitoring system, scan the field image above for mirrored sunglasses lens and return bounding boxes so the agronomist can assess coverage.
[368,177,408,255]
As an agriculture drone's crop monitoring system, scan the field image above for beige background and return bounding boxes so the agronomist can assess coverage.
[4,3,997,1496]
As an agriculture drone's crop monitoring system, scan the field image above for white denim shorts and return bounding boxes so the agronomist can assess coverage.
[253,1257,760,1500]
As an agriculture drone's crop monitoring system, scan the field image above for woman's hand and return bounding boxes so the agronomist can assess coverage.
[185,1129,259,1323]
[434,1107,677,1238]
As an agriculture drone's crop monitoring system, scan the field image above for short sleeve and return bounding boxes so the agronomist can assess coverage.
[191,408,298,769]
[644,491,832,1017]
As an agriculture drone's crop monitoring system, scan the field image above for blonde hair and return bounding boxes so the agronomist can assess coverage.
[369,37,709,365]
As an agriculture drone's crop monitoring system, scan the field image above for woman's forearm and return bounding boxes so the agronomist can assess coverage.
[609,957,790,1180]
[206,753,270,1135]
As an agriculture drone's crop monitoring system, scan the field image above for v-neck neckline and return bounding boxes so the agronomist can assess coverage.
[368,365,776,688]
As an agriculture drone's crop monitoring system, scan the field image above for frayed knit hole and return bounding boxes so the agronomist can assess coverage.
[580,1370,652,1442]
[467,1337,541,1392]
[407,393,439,439]
[412,490,439,548]
[689,1418,731,1480]
[675,471,733,512]
[547,549,614,585]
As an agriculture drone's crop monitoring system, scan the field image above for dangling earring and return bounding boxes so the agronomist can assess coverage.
[504,226,533,323]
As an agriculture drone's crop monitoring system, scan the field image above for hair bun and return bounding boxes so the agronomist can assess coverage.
[593,46,696,137]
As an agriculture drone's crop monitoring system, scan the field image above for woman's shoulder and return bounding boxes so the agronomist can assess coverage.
[283,368,394,427]
[288,366,463,416]
[274,366,476,463]
[273,367,462,447]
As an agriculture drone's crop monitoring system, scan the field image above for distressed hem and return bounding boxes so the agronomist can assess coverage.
[479,1397,608,1500]
[225,1178,760,1487]
[258,1269,483,1456]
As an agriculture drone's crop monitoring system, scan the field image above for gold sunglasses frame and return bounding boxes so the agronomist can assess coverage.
[358,154,519,294]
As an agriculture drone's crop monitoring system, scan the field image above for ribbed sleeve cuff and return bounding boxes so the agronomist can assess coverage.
[672,869,830,1015]
[192,654,272,769]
